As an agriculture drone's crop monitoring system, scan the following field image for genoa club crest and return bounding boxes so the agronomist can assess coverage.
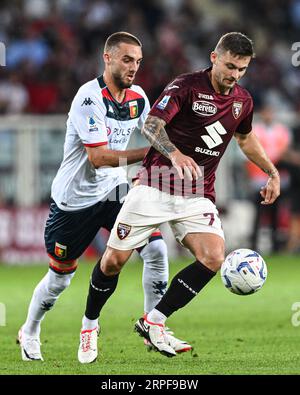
[129,101,138,118]
[117,223,131,240]
[54,242,67,258]
[232,102,243,119]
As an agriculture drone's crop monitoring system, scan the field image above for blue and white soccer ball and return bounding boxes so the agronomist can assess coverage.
[221,248,267,295]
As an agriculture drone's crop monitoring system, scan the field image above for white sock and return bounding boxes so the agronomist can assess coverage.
[147,308,167,325]
[81,315,98,331]
[23,269,75,337]
[139,239,169,313]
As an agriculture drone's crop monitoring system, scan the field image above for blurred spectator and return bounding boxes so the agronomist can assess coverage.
[0,0,299,113]
[246,104,291,252]
[6,24,51,68]
[290,0,300,29]
[0,70,29,113]
[0,0,299,256]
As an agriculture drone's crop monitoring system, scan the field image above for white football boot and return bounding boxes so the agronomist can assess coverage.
[17,327,43,361]
[78,326,99,364]
[135,316,176,357]
[164,328,193,353]
[144,327,192,353]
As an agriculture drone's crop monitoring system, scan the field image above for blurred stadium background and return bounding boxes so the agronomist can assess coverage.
[1,0,300,377]
[0,0,300,265]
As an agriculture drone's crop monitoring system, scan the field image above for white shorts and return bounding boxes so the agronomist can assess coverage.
[108,185,224,250]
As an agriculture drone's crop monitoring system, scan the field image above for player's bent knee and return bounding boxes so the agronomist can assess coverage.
[101,247,131,276]
[48,273,73,294]
[47,259,77,295]
[101,257,124,275]
[198,252,224,272]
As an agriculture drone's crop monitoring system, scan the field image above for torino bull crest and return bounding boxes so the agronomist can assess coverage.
[117,223,132,240]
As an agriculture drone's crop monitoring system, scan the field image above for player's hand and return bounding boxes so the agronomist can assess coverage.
[260,172,280,205]
[169,149,202,180]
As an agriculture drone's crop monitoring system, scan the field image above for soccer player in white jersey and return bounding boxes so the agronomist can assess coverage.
[17,32,191,363]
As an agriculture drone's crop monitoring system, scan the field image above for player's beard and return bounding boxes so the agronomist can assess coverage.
[221,73,236,88]
[217,74,236,93]
[224,78,236,87]
[112,71,133,89]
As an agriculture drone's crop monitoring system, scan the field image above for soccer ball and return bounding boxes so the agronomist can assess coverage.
[221,248,267,295]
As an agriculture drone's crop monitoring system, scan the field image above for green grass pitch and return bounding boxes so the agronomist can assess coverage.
[0,255,300,375]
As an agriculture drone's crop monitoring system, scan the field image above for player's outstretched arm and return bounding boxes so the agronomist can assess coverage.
[85,144,148,168]
[234,130,280,205]
[142,115,201,180]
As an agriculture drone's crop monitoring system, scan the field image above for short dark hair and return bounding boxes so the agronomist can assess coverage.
[215,32,255,58]
[104,32,142,53]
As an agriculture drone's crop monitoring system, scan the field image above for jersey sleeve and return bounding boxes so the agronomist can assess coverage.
[236,97,254,134]
[137,94,150,130]
[69,88,108,147]
[149,78,188,124]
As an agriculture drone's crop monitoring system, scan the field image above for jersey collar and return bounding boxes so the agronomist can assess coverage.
[97,75,106,89]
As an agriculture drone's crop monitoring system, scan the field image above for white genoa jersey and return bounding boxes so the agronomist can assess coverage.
[51,76,150,211]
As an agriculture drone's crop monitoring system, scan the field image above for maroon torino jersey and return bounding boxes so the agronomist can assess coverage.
[137,67,253,202]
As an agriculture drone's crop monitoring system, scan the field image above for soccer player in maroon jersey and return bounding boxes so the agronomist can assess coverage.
[85,32,280,357]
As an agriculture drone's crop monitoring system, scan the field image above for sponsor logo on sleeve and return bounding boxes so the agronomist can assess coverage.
[192,100,217,116]
[232,102,243,119]
[54,242,67,258]
[88,116,99,132]
[156,95,171,110]
[117,223,132,240]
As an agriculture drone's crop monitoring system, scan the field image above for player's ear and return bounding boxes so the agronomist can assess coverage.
[210,51,217,65]
[103,53,110,65]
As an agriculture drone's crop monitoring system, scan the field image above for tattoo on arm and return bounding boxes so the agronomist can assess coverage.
[141,115,176,158]
[262,168,279,178]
